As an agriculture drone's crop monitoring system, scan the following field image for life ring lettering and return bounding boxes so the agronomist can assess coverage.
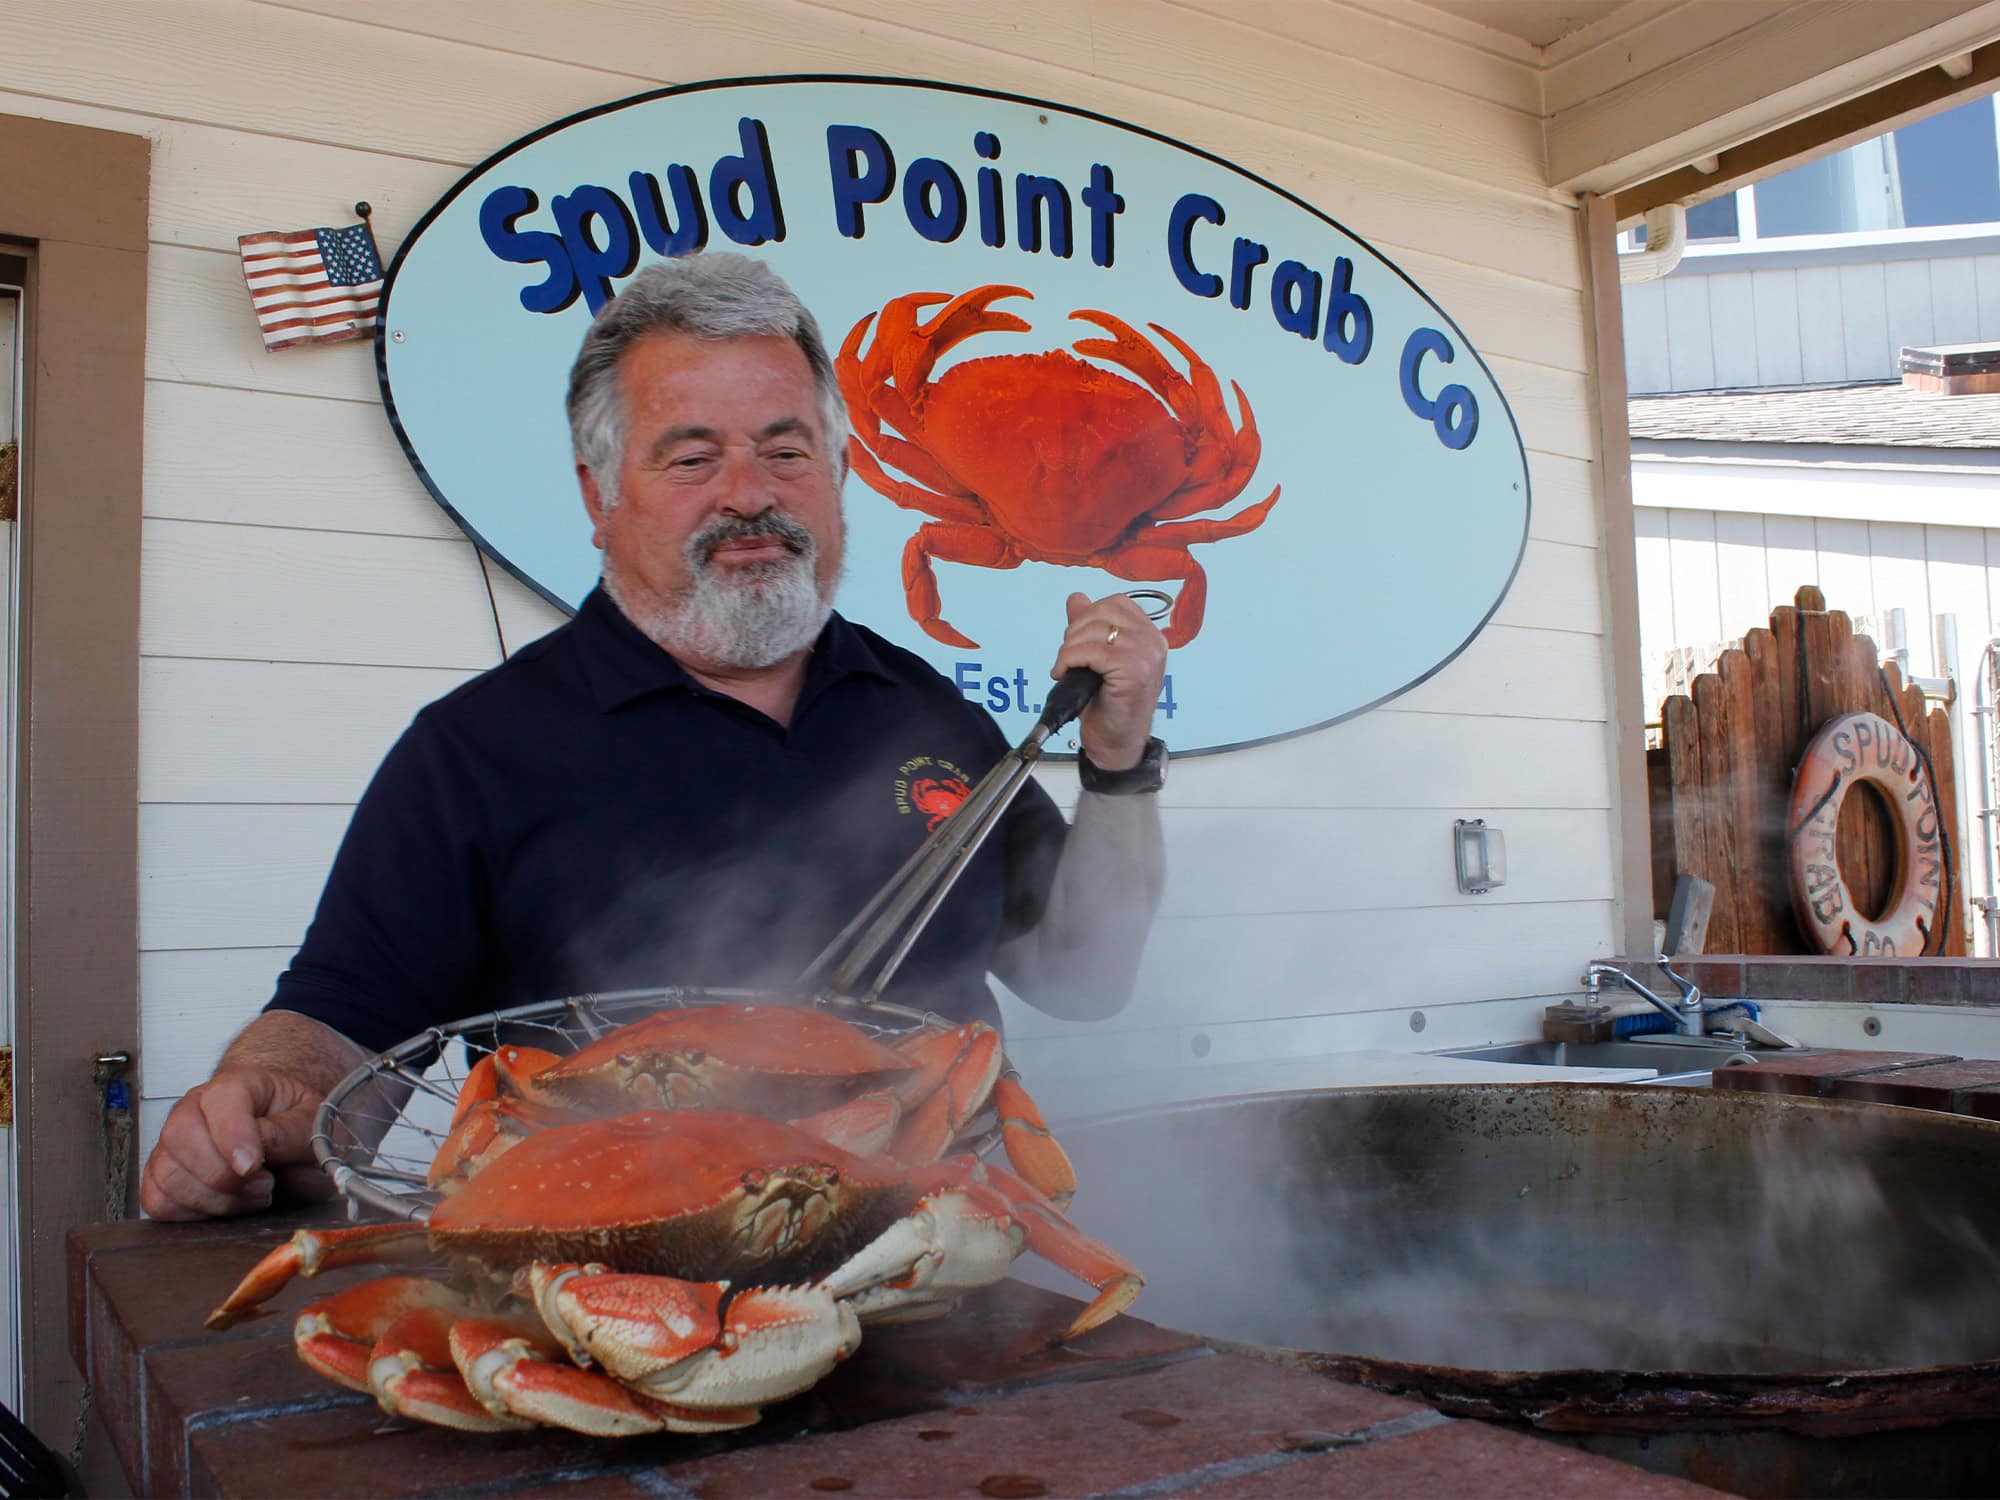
[1785,711,1941,956]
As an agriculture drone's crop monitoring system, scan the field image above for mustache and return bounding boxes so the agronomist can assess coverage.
[691,512,814,566]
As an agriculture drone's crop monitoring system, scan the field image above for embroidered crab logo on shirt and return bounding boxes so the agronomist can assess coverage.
[894,755,973,832]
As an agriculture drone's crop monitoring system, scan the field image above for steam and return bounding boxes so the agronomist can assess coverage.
[1038,1088,2000,1376]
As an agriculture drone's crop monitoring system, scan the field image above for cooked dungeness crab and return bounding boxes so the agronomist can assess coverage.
[429,1003,1077,1208]
[207,1109,1141,1437]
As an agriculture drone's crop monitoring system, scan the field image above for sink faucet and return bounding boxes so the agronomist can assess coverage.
[1581,956,1704,1036]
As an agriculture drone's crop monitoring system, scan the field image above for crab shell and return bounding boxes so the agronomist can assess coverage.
[430,1108,916,1286]
[522,1004,917,1117]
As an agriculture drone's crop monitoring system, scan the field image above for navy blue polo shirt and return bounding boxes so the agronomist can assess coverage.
[267,586,1067,1053]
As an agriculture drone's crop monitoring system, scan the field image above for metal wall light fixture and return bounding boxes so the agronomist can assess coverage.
[1454,818,1506,894]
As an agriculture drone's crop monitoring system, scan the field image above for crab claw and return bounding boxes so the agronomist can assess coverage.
[451,1313,758,1437]
[824,1158,1140,1341]
[819,1171,1027,1326]
[288,1275,464,1394]
[206,1222,435,1329]
[528,1262,860,1410]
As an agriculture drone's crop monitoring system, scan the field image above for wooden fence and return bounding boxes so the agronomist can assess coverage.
[1647,585,1965,956]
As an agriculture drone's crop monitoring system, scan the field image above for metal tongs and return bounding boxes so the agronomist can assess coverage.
[795,665,1104,1006]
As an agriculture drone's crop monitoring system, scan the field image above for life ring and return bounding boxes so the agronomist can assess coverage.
[1785,710,1942,956]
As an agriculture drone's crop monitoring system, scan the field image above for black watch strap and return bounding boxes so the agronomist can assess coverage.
[1077,736,1168,795]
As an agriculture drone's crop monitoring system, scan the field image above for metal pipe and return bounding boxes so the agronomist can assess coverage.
[1582,958,1704,1036]
[1976,638,2000,956]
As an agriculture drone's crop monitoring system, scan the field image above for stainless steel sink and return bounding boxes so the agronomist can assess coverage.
[1441,1036,1778,1082]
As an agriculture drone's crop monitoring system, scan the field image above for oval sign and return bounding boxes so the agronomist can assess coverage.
[379,76,1529,754]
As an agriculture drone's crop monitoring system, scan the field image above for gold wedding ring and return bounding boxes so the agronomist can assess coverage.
[1105,626,1121,646]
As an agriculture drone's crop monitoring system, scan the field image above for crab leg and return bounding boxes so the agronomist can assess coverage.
[976,1160,1144,1339]
[368,1295,533,1432]
[790,1088,902,1156]
[899,523,1022,648]
[991,1075,1078,1210]
[451,1312,759,1437]
[286,1275,463,1393]
[206,1222,435,1329]
[887,1023,1004,1164]
[528,1262,861,1411]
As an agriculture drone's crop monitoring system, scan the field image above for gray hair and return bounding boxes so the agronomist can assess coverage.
[566,252,849,508]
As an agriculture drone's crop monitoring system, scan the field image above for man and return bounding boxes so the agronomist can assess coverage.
[140,253,1168,1221]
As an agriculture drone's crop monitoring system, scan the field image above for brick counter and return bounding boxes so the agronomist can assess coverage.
[69,1211,1721,1499]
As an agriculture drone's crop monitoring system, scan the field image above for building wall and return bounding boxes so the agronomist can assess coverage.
[0,0,1615,1143]
[1625,242,2000,393]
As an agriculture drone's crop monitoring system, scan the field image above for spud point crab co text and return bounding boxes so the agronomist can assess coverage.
[477,115,1480,453]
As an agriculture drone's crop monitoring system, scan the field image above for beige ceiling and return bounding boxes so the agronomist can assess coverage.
[1418,0,1630,49]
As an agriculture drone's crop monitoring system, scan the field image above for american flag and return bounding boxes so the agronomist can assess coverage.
[238,220,384,351]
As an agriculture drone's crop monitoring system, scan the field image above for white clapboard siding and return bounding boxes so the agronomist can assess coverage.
[1815,516,1877,621]
[1541,0,1798,117]
[139,804,350,953]
[144,382,463,541]
[1869,520,1935,676]
[1158,807,1614,917]
[285,0,1551,201]
[1388,250,1593,375]
[1634,497,2000,711]
[1978,255,2000,334]
[147,245,382,405]
[1707,272,1759,389]
[1662,276,1716,392]
[1623,266,1672,397]
[140,947,298,1100]
[0,1,650,166]
[1632,507,1676,682]
[269,0,1586,289]
[1665,509,1724,646]
[1008,896,1619,1039]
[1930,256,1979,338]
[141,519,503,669]
[1714,511,1774,644]
[139,657,479,805]
[1163,710,1614,810]
[1490,359,1596,463]
[1528,453,1599,550]
[1176,0,1542,112]
[1763,513,1819,605]
[1490,541,1601,634]
[1751,267,1805,386]
[1393,624,1608,721]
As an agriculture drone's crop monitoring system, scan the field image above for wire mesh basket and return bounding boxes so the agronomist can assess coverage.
[311,988,966,1225]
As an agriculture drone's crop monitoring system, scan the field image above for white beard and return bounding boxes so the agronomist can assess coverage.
[605,513,835,670]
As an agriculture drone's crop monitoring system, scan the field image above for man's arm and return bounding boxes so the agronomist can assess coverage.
[991,785,1165,1020]
[138,1009,368,1221]
[991,590,1169,1020]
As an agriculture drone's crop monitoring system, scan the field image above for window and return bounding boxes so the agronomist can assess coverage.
[1626,95,2000,253]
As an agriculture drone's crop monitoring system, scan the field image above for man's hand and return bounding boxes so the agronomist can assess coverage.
[139,1009,368,1221]
[139,1067,332,1221]
[1050,592,1169,769]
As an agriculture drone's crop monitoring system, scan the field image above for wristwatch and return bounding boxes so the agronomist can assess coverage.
[1077,736,1168,795]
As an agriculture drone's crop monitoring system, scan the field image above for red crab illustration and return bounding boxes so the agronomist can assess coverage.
[909,775,970,832]
[837,285,1280,649]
